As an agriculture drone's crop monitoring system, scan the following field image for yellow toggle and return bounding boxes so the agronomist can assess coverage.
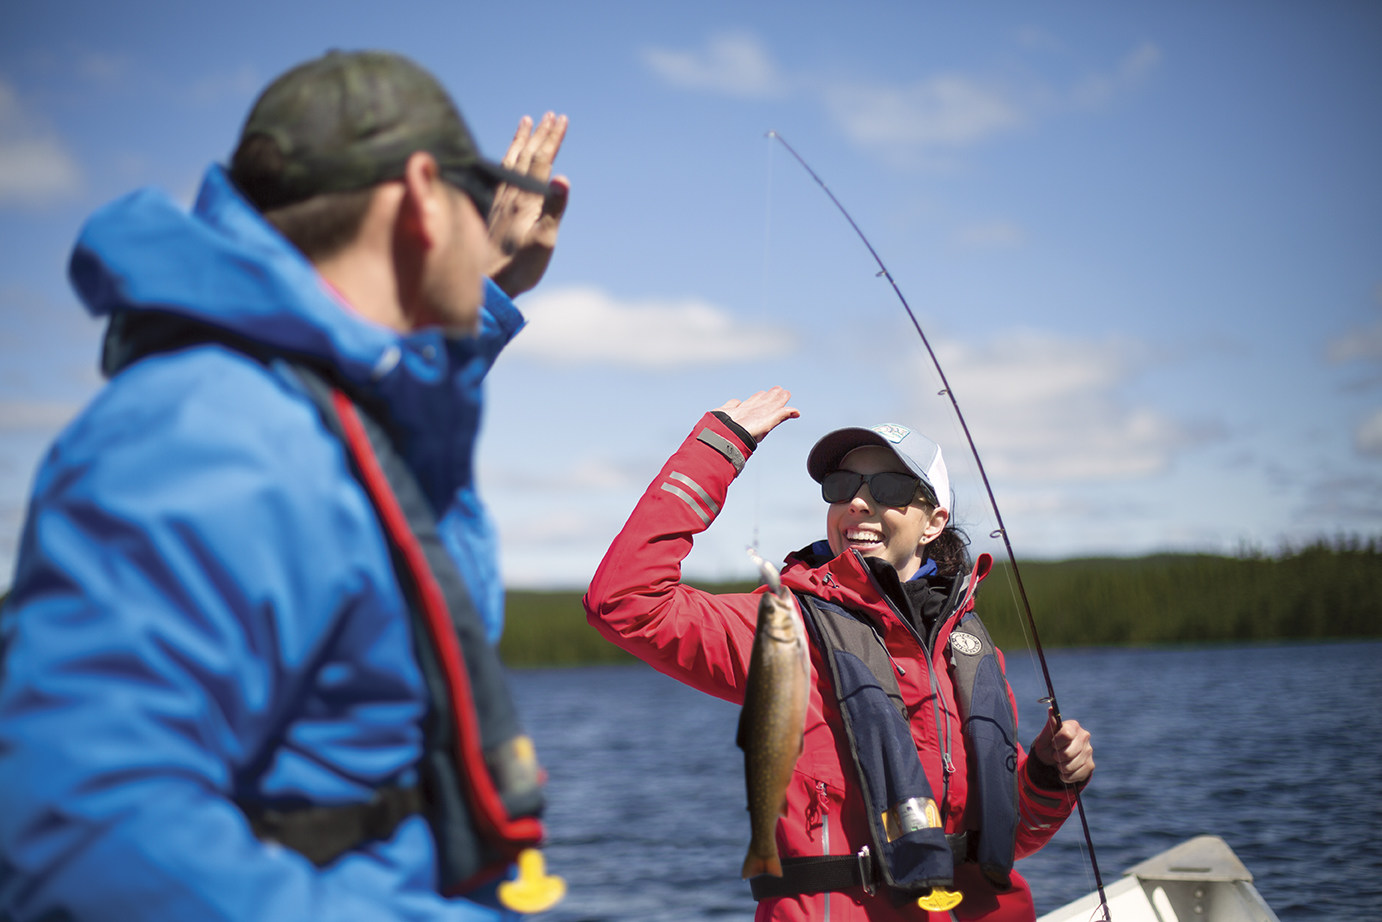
[511,735,536,763]
[497,848,566,914]
[917,887,964,912]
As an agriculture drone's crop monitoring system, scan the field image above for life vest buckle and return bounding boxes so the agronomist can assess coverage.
[857,845,876,896]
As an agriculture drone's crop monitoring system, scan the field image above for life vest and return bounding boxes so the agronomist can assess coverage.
[946,607,1019,890]
[793,559,1019,899]
[102,313,545,893]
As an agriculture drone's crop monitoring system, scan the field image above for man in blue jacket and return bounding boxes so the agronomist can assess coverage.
[0,50,569,921]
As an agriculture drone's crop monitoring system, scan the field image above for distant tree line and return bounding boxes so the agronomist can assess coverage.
[974,536,1382,650]
[499,537,1382,667]
[2,538,1376,668]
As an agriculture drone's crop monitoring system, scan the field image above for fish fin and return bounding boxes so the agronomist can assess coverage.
[741,852,784,879]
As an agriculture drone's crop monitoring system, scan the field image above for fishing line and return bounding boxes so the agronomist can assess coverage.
[748,135,779,558]
[765,130,1111,921]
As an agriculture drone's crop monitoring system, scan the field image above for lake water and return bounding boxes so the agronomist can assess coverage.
[510,640,1382,921]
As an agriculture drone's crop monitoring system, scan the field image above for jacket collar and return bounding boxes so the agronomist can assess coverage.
[781,543,992,634]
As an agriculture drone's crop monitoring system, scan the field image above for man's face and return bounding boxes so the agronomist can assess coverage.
[418,183,489,334]
[824,446,946,581]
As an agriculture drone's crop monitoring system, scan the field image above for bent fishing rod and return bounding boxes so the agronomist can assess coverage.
[767,130,1111,920]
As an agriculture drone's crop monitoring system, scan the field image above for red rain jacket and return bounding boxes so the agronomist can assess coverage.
[585,412,1081,921]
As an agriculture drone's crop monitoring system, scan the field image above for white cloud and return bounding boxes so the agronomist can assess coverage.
[1121,42,1163,83]
[640,32,787,99]
[1014,26,1065,53]
[77,52,134,83]
[1327,316,1382,363]
[640,33,1160,166]
[507,285,798,368]
[181,64,262,107]
[923,329,1194,482]
[0,401,81,432]
[487,455,645,495]
[1070,41,1162,109]
[0,80,82,206]
[1356,409,1382,457]
[824,75,1024,153]
[954,219,1026,249]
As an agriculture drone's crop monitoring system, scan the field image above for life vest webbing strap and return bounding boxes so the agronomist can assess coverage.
[330,390,542,851]
[749,835,971,901]
[243,785,423,867]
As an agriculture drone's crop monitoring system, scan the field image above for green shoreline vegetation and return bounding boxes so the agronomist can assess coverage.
[500,538,1382,667]
[1,539,1376,668]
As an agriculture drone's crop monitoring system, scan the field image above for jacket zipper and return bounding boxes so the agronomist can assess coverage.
[854,551,958,812]
[818,781,831,922]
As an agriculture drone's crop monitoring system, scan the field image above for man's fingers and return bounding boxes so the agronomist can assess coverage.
[530,113,568,175]
[516,113,565,179]
[500,116,534,170]
[503,112,567,179]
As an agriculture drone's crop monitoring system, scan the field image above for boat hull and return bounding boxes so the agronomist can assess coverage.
[1036,836,1282,922]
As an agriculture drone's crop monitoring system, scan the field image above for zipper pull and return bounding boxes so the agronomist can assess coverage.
[870,627,905,676]
[942,752,955,776]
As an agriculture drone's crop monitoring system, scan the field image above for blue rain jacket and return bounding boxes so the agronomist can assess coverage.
[0,166,526,921]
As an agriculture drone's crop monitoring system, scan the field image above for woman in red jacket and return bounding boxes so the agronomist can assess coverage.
[584,387,1094,921]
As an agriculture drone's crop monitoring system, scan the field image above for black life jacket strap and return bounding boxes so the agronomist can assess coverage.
[98,312,545,888]
[243,785,424,867]
[749,834,972,901]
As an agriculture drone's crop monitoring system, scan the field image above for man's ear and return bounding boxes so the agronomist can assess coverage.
[398,151,446,249]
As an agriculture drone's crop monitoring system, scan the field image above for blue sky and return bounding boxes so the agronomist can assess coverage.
[2,2,1380,590]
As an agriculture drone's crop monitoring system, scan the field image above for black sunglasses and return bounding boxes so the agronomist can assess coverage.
[821,470,935,508]
[443,162,551,222]
[442,168,500,219]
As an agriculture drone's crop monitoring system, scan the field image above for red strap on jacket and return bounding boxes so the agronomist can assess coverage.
[331,391,543,858]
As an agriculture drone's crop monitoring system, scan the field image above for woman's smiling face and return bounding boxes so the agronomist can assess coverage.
[825,446,947,581]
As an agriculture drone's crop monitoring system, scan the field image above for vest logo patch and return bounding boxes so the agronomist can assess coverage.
[949,631,982,656]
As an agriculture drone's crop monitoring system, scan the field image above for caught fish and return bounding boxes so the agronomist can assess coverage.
[738,553,809,879]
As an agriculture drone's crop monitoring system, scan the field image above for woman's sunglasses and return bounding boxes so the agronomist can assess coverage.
[821,470,935,508]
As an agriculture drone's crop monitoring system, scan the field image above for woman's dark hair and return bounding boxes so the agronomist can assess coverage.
[230,133,376,260]
[926,524,971,578]
[912,480,970,577]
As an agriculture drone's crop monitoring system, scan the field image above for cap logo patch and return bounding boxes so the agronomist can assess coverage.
[949,632,982,656]
[872,424,911,444]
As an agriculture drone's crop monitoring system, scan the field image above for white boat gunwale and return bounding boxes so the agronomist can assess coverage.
[1036,835,1282,922]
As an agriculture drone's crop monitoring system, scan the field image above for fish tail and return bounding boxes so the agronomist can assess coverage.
[741,851,784,880]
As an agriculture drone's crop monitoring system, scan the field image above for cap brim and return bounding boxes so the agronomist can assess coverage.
[806,427,895,482]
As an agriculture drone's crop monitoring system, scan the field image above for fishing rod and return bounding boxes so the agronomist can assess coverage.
[766,130,1111,920]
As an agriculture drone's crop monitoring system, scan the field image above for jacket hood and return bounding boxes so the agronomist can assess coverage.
[66,164,526,531]
[68,165,455,395]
